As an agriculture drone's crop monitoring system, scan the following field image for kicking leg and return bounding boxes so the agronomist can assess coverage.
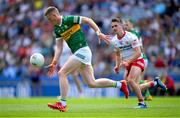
[58,56,82,99]
[48,56,82,112]
[79,65,129,98]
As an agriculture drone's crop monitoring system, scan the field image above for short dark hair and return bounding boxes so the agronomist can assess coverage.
[44,6,59,16]
[111,17,123,23]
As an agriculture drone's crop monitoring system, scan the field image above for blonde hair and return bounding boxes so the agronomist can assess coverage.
[44,6,59,16]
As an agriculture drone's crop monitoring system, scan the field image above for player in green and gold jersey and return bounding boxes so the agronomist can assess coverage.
[44,6,129,112]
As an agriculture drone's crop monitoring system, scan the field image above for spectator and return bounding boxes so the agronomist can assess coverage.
[0,0,179,97]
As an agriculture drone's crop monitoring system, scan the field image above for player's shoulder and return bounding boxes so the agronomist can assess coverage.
[125,31,136,37]
[62,15,69,20]
[111,34,117,41]
[63,15,79,19]
[54,25,59,32]
[61,15,73,25]
[125,31,138,39]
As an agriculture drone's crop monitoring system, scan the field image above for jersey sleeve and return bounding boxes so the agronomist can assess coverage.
[56,38,61,40]
[130,34,141,48]
[54,30,61,38]
[65,16,82,24]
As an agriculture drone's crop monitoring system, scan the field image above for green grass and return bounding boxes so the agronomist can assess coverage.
[0,97,180,118]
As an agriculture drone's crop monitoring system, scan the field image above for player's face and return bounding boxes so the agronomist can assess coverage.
[111,22,123,34]
[123,21,133,30]
[46,12,59,25]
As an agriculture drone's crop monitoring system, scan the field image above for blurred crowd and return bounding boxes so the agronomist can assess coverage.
[0,0,180,95]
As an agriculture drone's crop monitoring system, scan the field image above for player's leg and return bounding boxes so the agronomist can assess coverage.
[139,77,167,91]
[137,72,152,101]
[48,56,82,112]
[71,70,83,96]
[58,57,82,99]
[135,57,152,101]
[124,69,129,81]
[126,66,147,108]
[79,65,129,98]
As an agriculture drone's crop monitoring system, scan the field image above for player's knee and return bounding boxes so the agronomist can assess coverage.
[126,78,134,85]
[72,71,78,77]
[128,74,136,79]
[87,81,96,88]
[58,70,66,78]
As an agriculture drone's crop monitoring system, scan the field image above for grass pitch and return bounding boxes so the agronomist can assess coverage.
[0,97,179,118]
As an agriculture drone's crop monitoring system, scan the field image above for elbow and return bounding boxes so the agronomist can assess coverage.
[86,17,93,23]
[82,17,93,24]
[137,52,141,57]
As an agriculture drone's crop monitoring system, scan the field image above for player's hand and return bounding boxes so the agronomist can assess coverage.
[98,33,110,44]
[121,61,129,67]
[46,60,57,78]
[114,66,120,74]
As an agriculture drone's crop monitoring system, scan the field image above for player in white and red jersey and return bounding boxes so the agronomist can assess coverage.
[123,19,152,100]
[122,19,167,100]
[110,18,167,108]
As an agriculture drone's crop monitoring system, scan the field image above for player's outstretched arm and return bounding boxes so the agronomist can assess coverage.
[81,16,110,44]
[47,38,64,77]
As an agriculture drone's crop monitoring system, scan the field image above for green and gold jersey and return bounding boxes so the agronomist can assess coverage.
[129,29,147,60]
[54,15,88,53]
[129,29,140,39]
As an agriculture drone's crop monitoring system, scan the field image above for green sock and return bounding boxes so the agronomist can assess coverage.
[139,80,145,84]
[145,89,150,97]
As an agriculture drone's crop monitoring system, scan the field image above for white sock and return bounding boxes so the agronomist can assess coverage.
[154,81,157,86]
[115,82,122,88]
[140,101,145,105]
[60,99,67,106]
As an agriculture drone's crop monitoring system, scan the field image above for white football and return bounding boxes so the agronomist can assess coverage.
[30,53,44,67]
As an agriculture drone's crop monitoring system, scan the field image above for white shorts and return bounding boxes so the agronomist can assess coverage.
[73,46,92,65]
[144,58,148,68]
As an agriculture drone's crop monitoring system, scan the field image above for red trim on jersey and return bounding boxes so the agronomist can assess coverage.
[117,31,126,40]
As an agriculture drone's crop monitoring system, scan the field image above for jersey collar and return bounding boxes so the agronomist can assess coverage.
[117,31,126,40]
[59,16,63,26]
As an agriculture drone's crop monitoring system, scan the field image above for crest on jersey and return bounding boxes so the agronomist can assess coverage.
[132,39,138,45]
[64,25,68,29]
[119,41,123,45]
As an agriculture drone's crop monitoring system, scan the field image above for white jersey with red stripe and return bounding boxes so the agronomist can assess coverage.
[110,31,143,61]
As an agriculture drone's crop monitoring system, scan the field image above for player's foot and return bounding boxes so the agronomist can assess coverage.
[135,103,147,109]
[120,80,129,99]
[47,102,67,112]
[154,77,167,91]
[144,95,153,101]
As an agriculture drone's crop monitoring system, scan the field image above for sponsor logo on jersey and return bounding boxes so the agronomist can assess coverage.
[75,53,85,59]
[64,25,68,29]
[60,24,81,40]
[119,45,132,50]
[132,39,138,46]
